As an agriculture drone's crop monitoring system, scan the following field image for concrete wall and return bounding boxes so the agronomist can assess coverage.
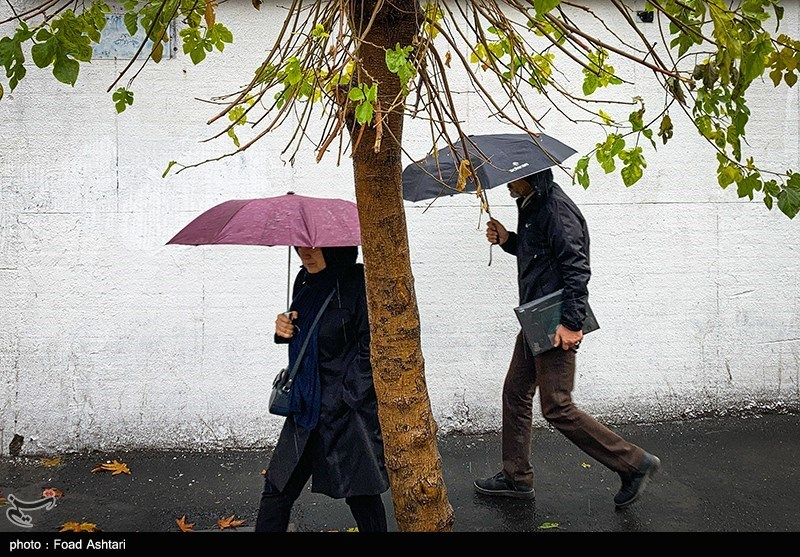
[1,1,798,454]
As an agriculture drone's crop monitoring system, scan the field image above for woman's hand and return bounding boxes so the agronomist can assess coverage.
[275,311,297,339]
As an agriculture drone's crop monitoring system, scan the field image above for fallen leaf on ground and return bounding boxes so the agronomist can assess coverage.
[60,522,100,532]
[91,460,131,475]
[42,487,63,498]
[41,457,62,467]
[0,495,8,507]
[538,522,559,529]
[217,515,245,530]
[176,515,194,532]
[346,527,359,532]
[261,469,266,475]
[581,462,591,468]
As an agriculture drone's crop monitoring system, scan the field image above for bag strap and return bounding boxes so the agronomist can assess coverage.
[285,288,336,384]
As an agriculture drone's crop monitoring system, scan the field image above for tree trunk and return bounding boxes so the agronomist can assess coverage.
[348,1,455,532]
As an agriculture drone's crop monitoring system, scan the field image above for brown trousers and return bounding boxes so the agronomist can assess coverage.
[502,331,645,486]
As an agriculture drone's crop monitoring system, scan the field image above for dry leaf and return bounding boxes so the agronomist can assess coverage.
[204,1,216,28]
[42,487,63,498]
[91,459,131,475]
[251,0,262,10]
[176,515,195,532]
[538,522,559,529]
[217,514,245,530]
[60,522,100,532]
[456,159,472,192]
[0,495,8,507]
[580,462,592,469]
[41,457,62,468]
[260,469,266,475]
[445,51,452,68]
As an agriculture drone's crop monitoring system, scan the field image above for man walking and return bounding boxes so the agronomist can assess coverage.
[475,169,660,509]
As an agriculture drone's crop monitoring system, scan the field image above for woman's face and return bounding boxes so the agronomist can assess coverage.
[297,247,327,274]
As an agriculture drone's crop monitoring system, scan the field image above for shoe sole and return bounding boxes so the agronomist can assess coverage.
[474,482,535,500]
[615,455,661,509]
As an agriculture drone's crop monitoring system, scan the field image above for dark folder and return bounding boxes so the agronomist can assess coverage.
[514,289,600,356]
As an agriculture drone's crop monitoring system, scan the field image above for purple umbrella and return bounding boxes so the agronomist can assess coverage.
[167,193,361,248]
[167,192,361,306]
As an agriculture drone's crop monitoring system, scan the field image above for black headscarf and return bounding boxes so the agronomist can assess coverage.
[286,246,359,430]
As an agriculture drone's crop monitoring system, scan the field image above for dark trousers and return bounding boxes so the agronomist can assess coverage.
[502,331,645,486]
[255,439,388,532]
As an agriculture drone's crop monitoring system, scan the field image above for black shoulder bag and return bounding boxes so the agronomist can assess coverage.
[268,289,336,417]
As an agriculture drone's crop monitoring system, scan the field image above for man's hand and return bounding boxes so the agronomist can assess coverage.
[553,324,583,350]
[486,218,509,246]
[275,311,297,339]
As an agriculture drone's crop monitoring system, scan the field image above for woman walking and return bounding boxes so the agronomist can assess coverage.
[255,246,389,532]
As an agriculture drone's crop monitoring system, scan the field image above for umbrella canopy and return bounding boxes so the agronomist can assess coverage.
[402,133,577,202]
[167,193,361,248]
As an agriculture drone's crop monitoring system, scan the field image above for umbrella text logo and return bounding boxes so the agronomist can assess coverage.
[5,493,57,528]
[510,162,530,173]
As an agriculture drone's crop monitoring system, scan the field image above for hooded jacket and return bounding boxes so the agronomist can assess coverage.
[500,171,591,331]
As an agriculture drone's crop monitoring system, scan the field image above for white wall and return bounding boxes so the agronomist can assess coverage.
[1,1,798,453]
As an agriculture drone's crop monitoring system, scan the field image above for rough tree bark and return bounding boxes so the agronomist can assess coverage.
[348,0,455,532]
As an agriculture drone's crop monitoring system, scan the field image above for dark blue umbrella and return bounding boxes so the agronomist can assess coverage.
[402,132,577,202]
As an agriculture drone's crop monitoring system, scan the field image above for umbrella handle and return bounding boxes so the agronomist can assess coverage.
[287,246,291,310]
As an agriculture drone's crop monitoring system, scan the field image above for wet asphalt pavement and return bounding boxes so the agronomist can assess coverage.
[0,413,798,535]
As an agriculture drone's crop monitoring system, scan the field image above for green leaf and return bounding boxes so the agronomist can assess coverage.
[162,160,178,178]
[366,83,378,102]
[214,24,233,45]
[311,23,329,39]
[151,41,163,64]
[227,128,240,148]
[124,12,138,37]
[573,156,590,189]
[538,522,559,529]
[582,73,597,96]
[533,0,561,18]
[621,162,643,187]
[386,43,410,73]
[348,88,365,102]
[718,164,739,189]
[53,55,79,86]
[777,187,800,219]
[354,100,374,125]
[112,87,134,113]
[31,40,56,69]
[774,5,784,27]
[189,46,206,65]
[737,173,760,200]
[286,58,302,85]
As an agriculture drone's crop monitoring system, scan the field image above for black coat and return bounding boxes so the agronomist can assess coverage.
[265,263,390,499]
[501,180,591,331]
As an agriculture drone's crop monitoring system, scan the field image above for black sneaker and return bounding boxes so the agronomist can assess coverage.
[474,471,535,499]
[614,452,661,508]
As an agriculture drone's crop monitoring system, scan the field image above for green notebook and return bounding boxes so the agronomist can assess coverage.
[514,289,600,356]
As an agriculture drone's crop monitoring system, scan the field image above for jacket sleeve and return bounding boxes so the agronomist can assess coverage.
[501,232,518,256]
[544,201,591,331]
[342,269,377,409]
